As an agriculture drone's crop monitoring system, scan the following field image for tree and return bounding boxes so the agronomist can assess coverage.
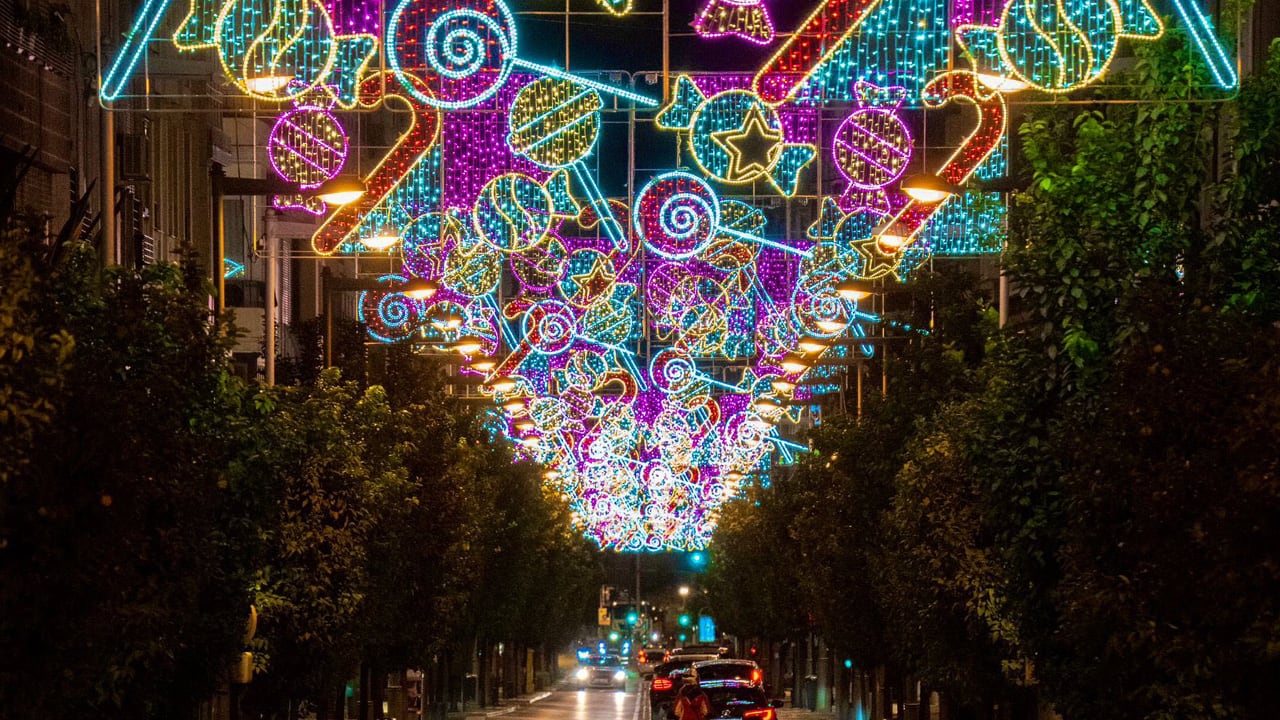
[0,237,258,719]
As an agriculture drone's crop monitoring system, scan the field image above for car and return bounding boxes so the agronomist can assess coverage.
[691,659,763,688]
[701,683,783,720]
[649,655,720,718]
[575,654,627,690]
[670,644,732,659]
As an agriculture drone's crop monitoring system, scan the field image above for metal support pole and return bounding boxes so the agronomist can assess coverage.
[265,208,278,385]
[662,0,670,101]
[998,269,1009,328]
[211,163,226,315]
[323,268,334,368]
[101,107,116,265]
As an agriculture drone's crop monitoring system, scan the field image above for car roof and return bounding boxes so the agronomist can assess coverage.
[692,659,758,668]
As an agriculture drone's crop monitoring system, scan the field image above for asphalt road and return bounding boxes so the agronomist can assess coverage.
[493,683,647,720]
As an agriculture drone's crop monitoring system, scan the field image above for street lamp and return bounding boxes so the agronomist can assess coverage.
[678,586,690,598]
[314,175,367,206]
[900,174,959,204]
[210,163,364,385]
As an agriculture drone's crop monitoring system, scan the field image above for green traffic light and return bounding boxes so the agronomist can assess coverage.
[609,631,620,642]
[627,612,639,624]
[678,613,691,627]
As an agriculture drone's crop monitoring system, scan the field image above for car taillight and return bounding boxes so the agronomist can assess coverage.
[743,710,774,720]
[652,678,673,691]
[638,651,647,663]
[751,669,763,685]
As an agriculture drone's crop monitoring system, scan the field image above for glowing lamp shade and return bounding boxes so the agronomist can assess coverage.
[976,74,1030,94]
[516,420,535,432]
[454,335,484,355]
[837,279,874,301]
[503,397,528,414]
[724,471,743,482]
[315,176,367,205]
[362,226,400,251]
[433,312,464,330]
[815,319,847,334]
[489,377,518,393]
[901,174,959,204]
[873,220,908,251]
[402,279,439,301]
[470,356,497,373]
[245,75,293,94]
[797,337,828,353]
[753,397,781,414]
[771,378,796,393]
[780,353,810,375]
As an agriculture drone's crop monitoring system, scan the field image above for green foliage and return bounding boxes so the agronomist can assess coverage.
[0,230,597,718]
[708,34,1280,720]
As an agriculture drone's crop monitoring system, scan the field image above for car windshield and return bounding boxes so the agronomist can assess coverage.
[656,656,718,677]
[595,656,621,667]
[705,686,766,709]
[695,663,757,684]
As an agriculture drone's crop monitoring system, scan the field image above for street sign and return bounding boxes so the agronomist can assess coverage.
[598,607,610,626]
[698,615,716,643]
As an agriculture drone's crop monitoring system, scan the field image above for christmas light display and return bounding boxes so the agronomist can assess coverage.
[100,0,1241,551]
[693,0,776,45]
[657,77,816,197]
[170,0,377,105]
[832,81,913,215]
[956,0,1163,93]
[268,88,350,215]
[386,0,659,110]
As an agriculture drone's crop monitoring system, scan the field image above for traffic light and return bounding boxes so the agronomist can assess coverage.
[678,613,692,627]
[626,611,639,625]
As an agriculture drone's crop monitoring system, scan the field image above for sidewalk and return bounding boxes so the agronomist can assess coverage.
[444,690,553,720]
[776,707,836,720]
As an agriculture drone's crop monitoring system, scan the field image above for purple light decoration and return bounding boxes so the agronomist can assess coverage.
[690,74,819,145]
[439,74,548,210]
[268,99,350,215]
[693,0,776,45]
[326,0,385,37]
[832,81,913,215]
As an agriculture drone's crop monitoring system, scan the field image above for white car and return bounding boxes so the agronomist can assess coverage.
[575,656,627,690]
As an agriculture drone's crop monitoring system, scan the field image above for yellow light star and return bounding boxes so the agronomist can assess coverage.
[851,235,902,279]
[569,258,617,304]
[711,106,784,182]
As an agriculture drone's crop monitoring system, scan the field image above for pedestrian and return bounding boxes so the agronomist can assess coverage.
[673,678,711,720]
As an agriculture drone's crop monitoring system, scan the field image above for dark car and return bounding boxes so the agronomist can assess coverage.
[670,644,732,659]
[692,659,763,688]
[702,683,782,720]
[649,655,720,717]
[575,654,627,690]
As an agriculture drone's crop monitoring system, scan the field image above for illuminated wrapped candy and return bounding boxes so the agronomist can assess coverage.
[268,87,349,215]
[693,0,776,45]
[656,77,815,197]
[832,82,912,216]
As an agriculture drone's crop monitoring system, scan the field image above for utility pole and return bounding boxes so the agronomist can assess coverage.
[264,208,278,384]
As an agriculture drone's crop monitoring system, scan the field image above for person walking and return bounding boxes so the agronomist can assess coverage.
[673,678,711,720]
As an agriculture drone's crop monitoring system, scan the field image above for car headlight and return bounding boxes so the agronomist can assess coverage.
[613,671,627,681]
[576,668,589,680]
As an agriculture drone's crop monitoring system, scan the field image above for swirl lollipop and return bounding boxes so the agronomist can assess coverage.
[634,171,812,260]
[358,274,426,343]
[387,0,659,110]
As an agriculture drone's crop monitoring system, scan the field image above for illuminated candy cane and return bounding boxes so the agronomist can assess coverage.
[751,0,885,105]
[311,71,442,255]
[100,0,174,101]
[877,71,1006,253]
[1170,0,1238,90]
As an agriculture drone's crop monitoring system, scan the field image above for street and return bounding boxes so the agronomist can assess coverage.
[485,685,647,720]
